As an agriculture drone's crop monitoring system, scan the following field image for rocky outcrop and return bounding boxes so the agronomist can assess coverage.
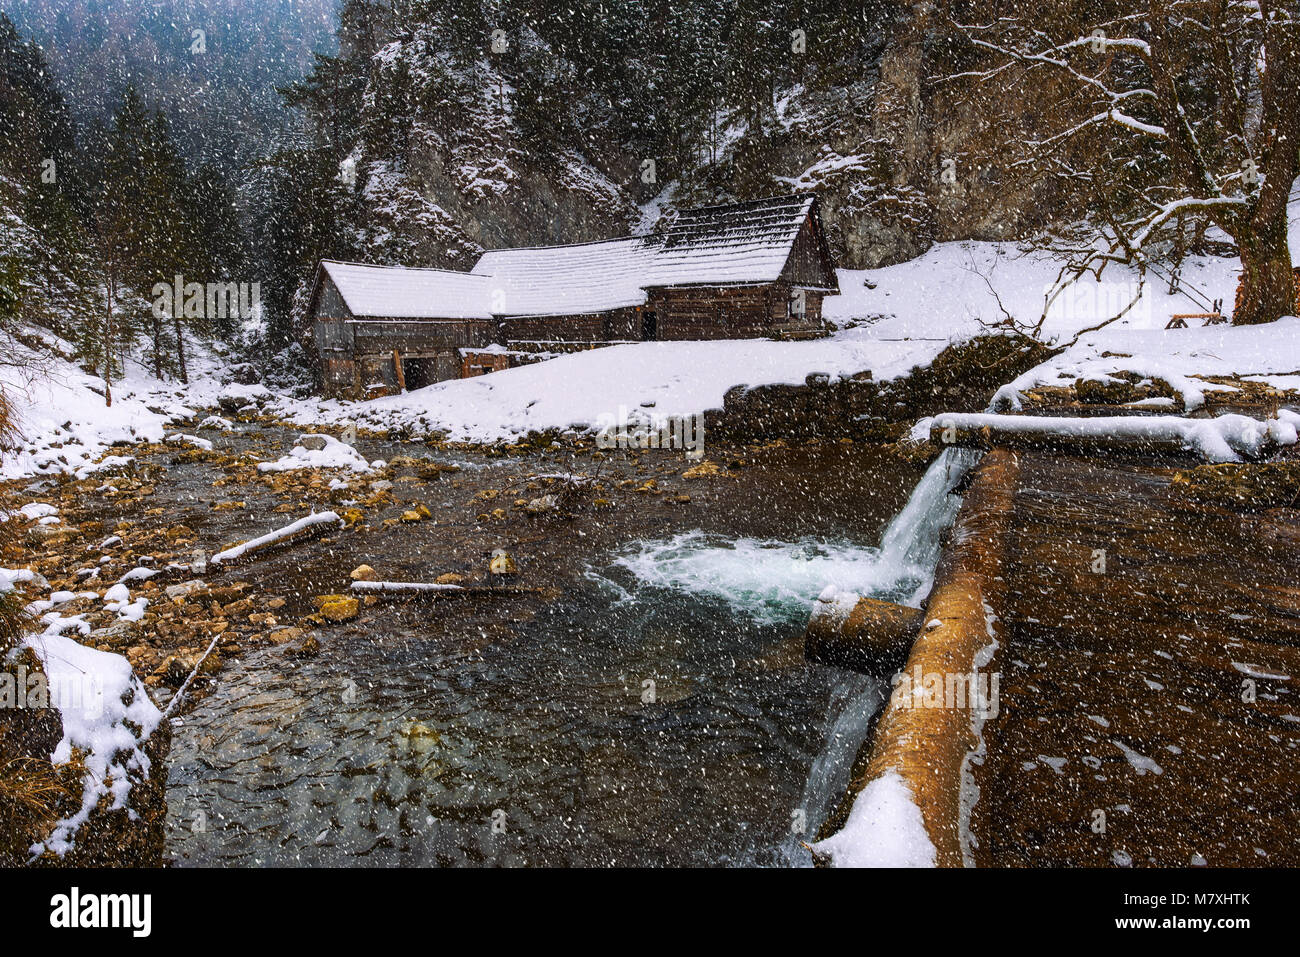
[704,333,1054,442]
[339,4,1112,273]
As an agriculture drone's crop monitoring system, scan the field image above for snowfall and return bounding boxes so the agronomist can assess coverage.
[2,182,1298,866]
[5,190,1300,478]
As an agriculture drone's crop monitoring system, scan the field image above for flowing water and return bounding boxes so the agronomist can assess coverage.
[163,442,973,867]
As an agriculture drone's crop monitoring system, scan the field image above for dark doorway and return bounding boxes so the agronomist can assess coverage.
[435,352,460,382]
[641,310,658,341]
[402,356,439,390]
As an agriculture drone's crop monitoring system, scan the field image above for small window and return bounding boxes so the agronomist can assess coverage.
[788,289,807,318]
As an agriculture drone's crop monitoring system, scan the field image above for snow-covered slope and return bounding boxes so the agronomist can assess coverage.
[276,331,952,443]
[0,332,229,480]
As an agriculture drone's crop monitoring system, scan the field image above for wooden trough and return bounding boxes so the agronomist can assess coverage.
[813,449,1020,867]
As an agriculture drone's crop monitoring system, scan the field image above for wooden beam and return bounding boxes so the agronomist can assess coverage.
[805,592,924,674]
[393,349,406,391]
[816,450,1019,867]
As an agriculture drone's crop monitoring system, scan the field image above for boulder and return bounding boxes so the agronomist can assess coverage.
[489,548,518,576]
[525,494,558,514]
[165,580,209,600]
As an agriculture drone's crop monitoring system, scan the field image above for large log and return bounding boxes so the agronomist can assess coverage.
[929,412,1281,461]
[805,589,924,675]
[814,449,1019,868]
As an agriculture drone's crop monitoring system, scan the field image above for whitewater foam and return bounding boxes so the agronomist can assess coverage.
[593,532,899,627]
[592,448,979,625]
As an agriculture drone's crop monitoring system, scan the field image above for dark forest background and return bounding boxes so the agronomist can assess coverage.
[1,0,1292,390]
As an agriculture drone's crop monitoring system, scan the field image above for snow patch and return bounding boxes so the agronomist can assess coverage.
[811,771,937,867]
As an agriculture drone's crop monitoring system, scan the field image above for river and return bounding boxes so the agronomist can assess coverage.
[161,430,966,866]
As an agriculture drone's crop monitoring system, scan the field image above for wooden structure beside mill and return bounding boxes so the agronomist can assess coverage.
[307,193,838,399]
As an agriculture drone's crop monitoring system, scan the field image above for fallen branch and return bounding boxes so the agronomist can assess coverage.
[160,631,221,721]
[211,512,342,566]
[350,580,547,598]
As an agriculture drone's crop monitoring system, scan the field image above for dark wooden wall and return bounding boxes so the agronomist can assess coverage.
[313,316,492,398]
[646,282,825,339]
[780,213,839,291]
[313,277,352,321]
[497,306,641,344]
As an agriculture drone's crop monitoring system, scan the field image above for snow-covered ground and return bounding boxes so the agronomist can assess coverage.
[270,237,1298,445]
[4,182,1298,477]
[0,330,231,480]
[993,317,1300,412]
[1,559,163,859]
[273,332,955,443]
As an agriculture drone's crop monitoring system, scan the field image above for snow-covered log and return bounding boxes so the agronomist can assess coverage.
[211,512,342,566]
[349,580,545,598]
[929,411,1297,463]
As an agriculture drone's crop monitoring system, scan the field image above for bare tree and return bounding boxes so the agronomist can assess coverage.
[948,0,1299,325]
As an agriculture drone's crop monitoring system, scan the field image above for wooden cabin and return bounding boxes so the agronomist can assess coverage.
[308,193,838,398]
[308,261,495,398]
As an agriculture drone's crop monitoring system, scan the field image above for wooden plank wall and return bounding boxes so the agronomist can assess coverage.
[648,283,824,339]
[780,215,838,290]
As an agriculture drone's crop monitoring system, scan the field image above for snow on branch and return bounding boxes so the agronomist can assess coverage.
[211,512,342,566]
[1131,195,1250,250]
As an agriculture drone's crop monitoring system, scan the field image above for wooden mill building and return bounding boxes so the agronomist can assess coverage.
[308,193,838,398]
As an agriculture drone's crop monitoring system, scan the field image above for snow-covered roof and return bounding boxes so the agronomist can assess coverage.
[472,237,654,316]
[319,195,826,321]
[648,193,816,288]
[470,193,823,317]
[319,260,495,320]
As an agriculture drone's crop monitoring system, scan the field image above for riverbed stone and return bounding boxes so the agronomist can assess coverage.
[489,549,518,575]
[267,626,304,644]
[166,579,209,600]
[682,460,727,479]
[318,596,359,622]
[350,564,379,581]
[290,634,320,658]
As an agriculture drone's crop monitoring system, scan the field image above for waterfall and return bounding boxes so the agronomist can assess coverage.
[793,447,981,853]
[878,447,980,605]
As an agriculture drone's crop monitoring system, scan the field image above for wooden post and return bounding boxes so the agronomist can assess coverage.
[393,349,406,392]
